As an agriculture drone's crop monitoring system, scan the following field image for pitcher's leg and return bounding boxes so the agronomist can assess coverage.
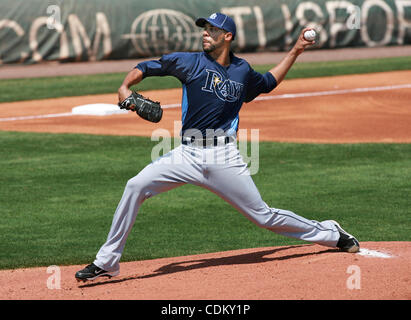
[203,163,340,248]
[93,143,206,272]
[263,207,339,247]
[93,164,185,272]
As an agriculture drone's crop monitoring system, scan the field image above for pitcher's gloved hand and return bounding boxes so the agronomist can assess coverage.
[118,91,163,123]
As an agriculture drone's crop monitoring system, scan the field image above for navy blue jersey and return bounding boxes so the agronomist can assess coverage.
[136,51,277,137]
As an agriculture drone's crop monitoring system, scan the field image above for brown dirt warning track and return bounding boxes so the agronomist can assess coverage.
[0,70,410,300]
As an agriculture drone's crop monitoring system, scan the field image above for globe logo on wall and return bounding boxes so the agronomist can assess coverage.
[124,9,202,57]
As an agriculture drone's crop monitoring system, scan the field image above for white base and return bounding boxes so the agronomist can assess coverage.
[357,248,392,258]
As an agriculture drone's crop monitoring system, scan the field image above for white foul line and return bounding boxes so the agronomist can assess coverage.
[0,112,73,122]
[254,83,411,101]
[160,84,411,108]
[1,84,410,121]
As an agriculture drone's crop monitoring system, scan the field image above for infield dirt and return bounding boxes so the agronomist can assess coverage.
[0,242,409,300]
[1,70,411,143]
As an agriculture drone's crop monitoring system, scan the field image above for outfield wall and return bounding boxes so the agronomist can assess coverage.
[0,0,410,65]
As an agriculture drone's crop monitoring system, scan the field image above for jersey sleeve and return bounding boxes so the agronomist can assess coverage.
[244,68,277,103]
[135,52,194,83]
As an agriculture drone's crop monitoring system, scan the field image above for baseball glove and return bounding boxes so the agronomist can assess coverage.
[118,91,163,123]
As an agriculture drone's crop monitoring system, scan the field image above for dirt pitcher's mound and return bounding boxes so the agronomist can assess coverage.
[0,241,409,300]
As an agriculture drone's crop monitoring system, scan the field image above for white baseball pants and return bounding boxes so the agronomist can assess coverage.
[94,140,340,272]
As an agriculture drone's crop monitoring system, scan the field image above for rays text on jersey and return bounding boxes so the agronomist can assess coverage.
[201,69,244,102]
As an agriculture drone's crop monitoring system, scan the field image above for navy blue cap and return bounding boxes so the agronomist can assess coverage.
[196,13,236,40]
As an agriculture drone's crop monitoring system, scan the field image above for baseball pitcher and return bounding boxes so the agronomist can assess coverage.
[76,13,359,282]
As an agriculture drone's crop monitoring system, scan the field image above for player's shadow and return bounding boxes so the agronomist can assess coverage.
[78,245,338,288]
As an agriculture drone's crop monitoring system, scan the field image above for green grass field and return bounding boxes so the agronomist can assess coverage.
[0,55,410,270]
[0,132,410,270]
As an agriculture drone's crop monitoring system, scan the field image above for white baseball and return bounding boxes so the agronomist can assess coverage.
[303,29,316,41]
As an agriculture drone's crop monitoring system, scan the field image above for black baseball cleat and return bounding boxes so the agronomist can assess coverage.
[331,220,360,253]
[75,263,119,282]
